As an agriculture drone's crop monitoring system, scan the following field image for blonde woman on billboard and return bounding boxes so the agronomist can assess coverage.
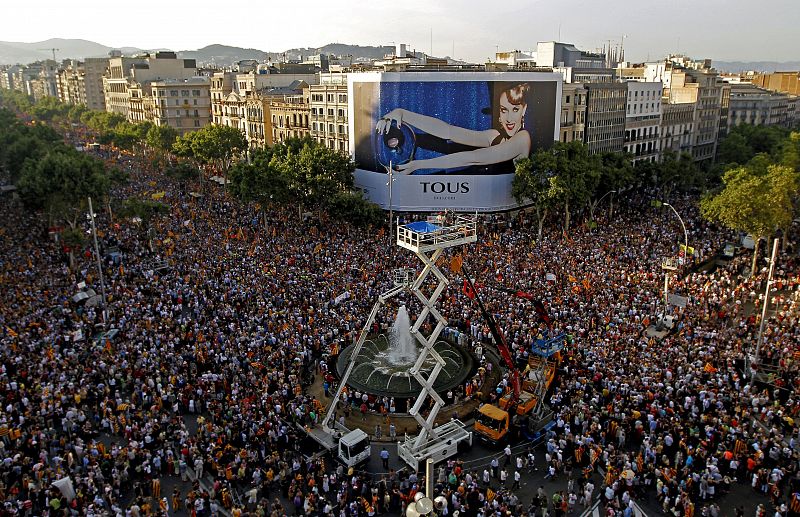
[375,83,531,174]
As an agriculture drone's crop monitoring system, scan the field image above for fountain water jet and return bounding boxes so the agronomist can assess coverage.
[336,307,475,400]
[387,305,417,365]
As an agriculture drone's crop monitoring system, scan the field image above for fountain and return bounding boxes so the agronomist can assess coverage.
[336,306,475,400]
[387,306,416,365]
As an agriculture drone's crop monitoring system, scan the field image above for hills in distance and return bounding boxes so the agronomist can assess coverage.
[0,38,798,73]
[0,39,406,66]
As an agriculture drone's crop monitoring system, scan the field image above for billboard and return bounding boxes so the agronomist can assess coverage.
[349,72,561,212]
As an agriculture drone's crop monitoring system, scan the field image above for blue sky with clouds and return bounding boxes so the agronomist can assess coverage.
[4,0,798,63]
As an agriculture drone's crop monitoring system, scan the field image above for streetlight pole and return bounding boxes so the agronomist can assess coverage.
[387,161,395,250]
[87,197,108,329]
[754,238,780,369]
[663,202,689,264]
[596,190,616,222]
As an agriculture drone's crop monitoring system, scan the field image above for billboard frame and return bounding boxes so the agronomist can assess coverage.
[348,71,562,213]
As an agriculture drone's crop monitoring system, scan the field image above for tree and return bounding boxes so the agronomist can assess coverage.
[82,111,126,133]
[166,162,201,191]
[99,121,143,150]
[717,131,752,165]
[655,151,697,200]
[327,192,386,228]
[174,125,247,174]
[16,148,111,230]
[60,227,86,270]
[512,155,556,241]
[120,199,169,251]
[544,141,600,233]
[779,132,800,171]
[146,124,178,156]
[588,151,634,221]
[701,163,798,274]
[264,139,355,212]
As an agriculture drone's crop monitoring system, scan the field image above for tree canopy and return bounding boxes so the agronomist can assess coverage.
[173,124,247,172]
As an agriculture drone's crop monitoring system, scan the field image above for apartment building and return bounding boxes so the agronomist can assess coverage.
[268,88,310,145]
[728,84,790,128]
[211,66,317,146]
[583,83,627,154]
[150,77,211,135]
[28,61,59,101]
[665,64,722,162]
[57,60,83,106]
[659,102,695,155]
[309,72,349,152]
[624,82,662,163]
[752,71,800,97]
[82,57,108,111]
[103,52,197,118]
[559,83,586,143]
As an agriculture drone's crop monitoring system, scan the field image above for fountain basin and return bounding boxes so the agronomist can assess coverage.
[336,335,476,400]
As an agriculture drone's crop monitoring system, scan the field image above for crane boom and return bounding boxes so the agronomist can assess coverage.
[462,264,521,401]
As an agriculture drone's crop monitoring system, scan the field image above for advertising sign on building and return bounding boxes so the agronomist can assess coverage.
[349,72,562,212]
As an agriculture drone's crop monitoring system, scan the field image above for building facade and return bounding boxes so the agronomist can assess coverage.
[309,72,349,152]
[666,66,722,162]
[583,83,626,154]
[559,82,586,143]
[150,77,211,135]
[624,82,662,163]
[269,89,311,145]
[728,84,790,128]
[752,71,800,97]
[660,103,695,155]
[82,57,108,111]
[103,52,197,118]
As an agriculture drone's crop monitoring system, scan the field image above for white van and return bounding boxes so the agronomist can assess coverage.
[337,429,370,467]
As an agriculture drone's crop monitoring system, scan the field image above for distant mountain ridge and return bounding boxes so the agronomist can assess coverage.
[0,38,147,64]
[178,44,266,64]
[714,60,800,73]
[2,39,798,73]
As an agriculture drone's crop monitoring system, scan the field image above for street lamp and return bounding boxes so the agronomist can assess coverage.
[597,190,617,221]
[87,197,108,329]
[752,238,780,374]
[661,202,689,265]
[386,161,397,250]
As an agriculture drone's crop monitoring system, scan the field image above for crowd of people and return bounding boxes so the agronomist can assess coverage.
[0,113,798,517]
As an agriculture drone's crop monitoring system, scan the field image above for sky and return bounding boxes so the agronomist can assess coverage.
[4,0,799,64]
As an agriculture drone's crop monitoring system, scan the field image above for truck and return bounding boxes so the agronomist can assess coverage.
[337,429,371,467]
[397,419,473,472]
[461,264,563,444]
[474,339,562,444]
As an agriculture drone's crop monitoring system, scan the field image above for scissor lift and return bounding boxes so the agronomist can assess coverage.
[395,215,477,469]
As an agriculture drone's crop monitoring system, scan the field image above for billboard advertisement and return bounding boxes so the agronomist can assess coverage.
[349,72,561,212]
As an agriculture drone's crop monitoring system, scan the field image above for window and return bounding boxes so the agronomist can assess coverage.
[175,100,179,106]
[193,99,197,106]
[181,90,189,97]
[565,95,570,104]
[327,108,334,117]
[194,120,200,127]
[170,90,178,97]
[192,90,200,96]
